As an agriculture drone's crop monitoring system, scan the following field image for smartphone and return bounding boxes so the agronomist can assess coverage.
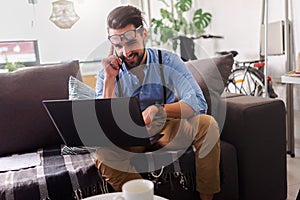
[114,50,124,71]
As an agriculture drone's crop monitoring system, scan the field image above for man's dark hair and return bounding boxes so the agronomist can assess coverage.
[106,5,145,29]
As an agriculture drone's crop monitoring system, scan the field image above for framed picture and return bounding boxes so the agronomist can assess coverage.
[0,40,40,66]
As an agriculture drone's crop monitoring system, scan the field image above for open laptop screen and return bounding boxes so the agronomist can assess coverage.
[43,97,161,147]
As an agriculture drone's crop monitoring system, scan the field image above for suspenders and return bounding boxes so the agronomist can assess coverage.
[116,74,123,97]
[116,49,167,105]
[158,49,167,105]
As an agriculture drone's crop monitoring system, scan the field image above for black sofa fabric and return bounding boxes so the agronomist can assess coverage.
[221,95,287,200]
[0,61,81,156]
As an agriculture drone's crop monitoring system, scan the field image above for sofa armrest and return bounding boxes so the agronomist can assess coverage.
[220,95,287,200]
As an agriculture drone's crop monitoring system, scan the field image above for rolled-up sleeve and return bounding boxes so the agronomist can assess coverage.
[96,70,105,98]
[164,54,207,115]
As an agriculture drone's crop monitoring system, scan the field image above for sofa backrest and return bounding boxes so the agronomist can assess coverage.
[0,61,81,156]
[0,55,234,156]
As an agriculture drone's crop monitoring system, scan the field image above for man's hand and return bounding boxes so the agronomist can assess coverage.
[101,45,123,98]
[102,55,122,80]
[143,105,167,135]
[102,45,123,79]
[142,105,159,126]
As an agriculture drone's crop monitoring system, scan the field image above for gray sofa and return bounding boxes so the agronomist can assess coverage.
[0,55,287,200]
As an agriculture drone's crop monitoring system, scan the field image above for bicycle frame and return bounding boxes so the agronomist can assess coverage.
[225,59,277,98]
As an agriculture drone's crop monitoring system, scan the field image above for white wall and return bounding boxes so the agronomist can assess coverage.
[147,0,300,79]
[1,0,299,78]
[196,0,300,80]
[0,0,120,64]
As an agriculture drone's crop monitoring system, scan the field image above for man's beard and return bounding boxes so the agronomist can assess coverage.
[123,48,146,69]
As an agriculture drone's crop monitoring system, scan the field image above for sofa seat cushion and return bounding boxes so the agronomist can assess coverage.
[0,61,81,156]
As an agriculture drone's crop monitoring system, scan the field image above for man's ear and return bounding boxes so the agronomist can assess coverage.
[108,45,114,56]
[143,28,147,41]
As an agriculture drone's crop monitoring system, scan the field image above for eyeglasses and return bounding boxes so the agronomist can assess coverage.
[108,25,143,45]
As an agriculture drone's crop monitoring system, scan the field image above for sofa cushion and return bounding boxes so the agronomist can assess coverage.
[0,61,81,156]
[69,76,96,100]
[185,54,234,115]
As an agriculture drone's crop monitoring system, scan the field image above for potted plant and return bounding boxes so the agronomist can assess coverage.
[151,0,212,58]
[0,56,25,72]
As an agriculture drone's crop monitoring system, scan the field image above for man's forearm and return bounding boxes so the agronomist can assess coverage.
[164,101,195,118]
[102,78,116,98]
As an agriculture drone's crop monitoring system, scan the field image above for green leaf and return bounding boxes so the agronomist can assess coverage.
[160,8,173,22]
[193,9,212,34]
[160,27,175,43]
[173,19,181,32]
[175,0,192,12]
[188,23,194,34]
[150,0,212,51]
[151,19,163,34]
[179,18,188,35]
[3,56,25,72]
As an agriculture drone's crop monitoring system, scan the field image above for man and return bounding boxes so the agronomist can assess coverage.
[94,5,220,200]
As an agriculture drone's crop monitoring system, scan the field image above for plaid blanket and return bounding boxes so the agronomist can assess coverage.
[0,146,113,200]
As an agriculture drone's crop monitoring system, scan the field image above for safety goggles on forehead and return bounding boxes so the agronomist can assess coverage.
[108,25,143,45]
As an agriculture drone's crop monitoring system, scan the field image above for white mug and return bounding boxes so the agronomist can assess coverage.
[113,179,154,200]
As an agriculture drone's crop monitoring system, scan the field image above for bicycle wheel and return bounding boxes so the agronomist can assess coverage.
[225,67,266,97]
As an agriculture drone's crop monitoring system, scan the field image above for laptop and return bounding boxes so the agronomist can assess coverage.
[42,97,162,148]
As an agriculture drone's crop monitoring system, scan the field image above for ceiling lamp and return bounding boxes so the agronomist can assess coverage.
[28,0,38,5]
[49,0,80,29]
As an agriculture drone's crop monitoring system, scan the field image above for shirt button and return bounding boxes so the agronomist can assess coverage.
[140,91,143,94]
[134,82,138,85]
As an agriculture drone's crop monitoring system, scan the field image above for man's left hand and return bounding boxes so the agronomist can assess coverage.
[142,105,159,126]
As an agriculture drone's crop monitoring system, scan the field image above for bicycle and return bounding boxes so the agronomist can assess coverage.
[217,51,278,98]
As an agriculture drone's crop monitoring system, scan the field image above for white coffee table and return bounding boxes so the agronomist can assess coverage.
[83,192,168,200]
